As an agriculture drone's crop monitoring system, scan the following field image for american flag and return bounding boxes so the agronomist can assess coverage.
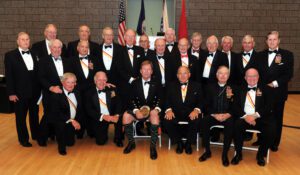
[118,0,126,46]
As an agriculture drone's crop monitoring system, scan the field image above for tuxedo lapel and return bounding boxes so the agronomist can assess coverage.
[106,91,112,113]
[15,50,29,71]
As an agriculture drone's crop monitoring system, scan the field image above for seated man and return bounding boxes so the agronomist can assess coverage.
[123,60,163,160]
[199,66,235,167]
[85,71,123,147]
[48,73,81,155]
[164,66,203,155]
[231,68,275,166]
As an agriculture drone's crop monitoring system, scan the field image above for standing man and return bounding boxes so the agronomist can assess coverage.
[188,32,204,60]
[221,36,238,84]
[258,31,294,152]
[139,34,155,57]
[164,28,179,56]
[4,32,41,147]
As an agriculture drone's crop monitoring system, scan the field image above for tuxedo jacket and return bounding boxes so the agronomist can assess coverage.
[31,40,67,59]
[204,82,235,116]
[69,55,99,92]
[227,51,238,84]
[95,43,123,85]
[128,78,163,111]
[199,50,229,83]
[84,87,122,122]
[144,48,156,58]
[171,52,199,81]
[118,45,145,84]
[257,49,294,101]
[165,81,204,118]
[164,42,179,56]
[67,40,100,57]
[47,89,82,123]
[234,50,259,86]
[187,47,205,60]
[4,48,41,100]
[148,53,175,87]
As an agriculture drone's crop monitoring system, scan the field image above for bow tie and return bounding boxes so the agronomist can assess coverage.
[180,82,188,86]
[247,87,257,91]
[53,57,62,61]
[144,81,151,85]
[181,54,188,58]
[157,55,164,60]
[104,45,112,49]
[207,53,213,57]
[80,56,88,60]
[98,89,106,94]
[127,47,133,51]
[166,43,174,47]
[243,52,251,56]
[68,91,73,95]
[268,50,278,54]
[22,50,30,55]
[192,49,199,53]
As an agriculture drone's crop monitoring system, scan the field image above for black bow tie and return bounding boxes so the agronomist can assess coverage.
[268,50,278,54]
[157,55,164,59]
[127,47,133,51]
[68,91,73,95]
[180,82,188,86]
[104,45,112,49]
[207,53,213,57]
[144,81,151,85]
[243,52,251,56]
[166,43,174,47]
[192,49,199,53]
[98,89,106,94]
[22,50,30,55]
[80,56,88,60]
[53,57,62,61]
[247,87,257,91]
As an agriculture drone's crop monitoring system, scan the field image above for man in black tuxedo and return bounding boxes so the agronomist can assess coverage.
[257,31,294,152]
[221,36,238,84]
[123,60,163,160]
[172,38,199,81]
[38,39,72,146]
[31,24,67,59]
[69,40,99,138]
[199,35,228,86]
[48,73,81,155]
[118,29,145,111]
[67,25,99,57]
[164,66,203,155]
[4,32,41,147]
[231,68,275,166]
[164,28,179,56]
[138,34,155,58]
[199,66,235,167]
[188,32,205,60]
[234,35,259,86]
[85,71,123,147]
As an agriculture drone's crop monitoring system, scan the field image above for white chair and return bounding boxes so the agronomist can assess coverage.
[132,120,162,147]
[168,121,199,151]
[209,125,270,163]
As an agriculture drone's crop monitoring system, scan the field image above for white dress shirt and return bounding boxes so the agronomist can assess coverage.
[79,54,89,78]
[102,44,113,70]
[52,56,64,77]
[18,48,34,71]
[63,88,77,123]
[242,85,260,118]
[202,51,215,78]
[45,39,51,55]
[157,55,165,85]
[242,49,253,68]
[98,88,110,121]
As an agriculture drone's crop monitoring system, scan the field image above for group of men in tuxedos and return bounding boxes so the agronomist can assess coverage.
[4,23,293,166]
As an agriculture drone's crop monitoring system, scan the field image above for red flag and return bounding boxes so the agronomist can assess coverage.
[118,0,126,46]
[178,0,188,39]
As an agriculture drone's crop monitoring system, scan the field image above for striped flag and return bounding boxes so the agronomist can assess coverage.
[136,0,146,35]
[160,0,169,32]
[118,0,126,46]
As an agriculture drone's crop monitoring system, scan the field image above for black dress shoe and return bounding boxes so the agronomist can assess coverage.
[185,142,193,155]
[252,140,261,146]
[231,154,243,165]
[256,156,266,166]
[222,155,230,167]
[59,149,67,156]
[198,151,211,162]
[150,146,157,160]
[176,142,184,154]
[114,139,124,147]
[270,146,278,152]
[20,142,32,147]
[37,140,47,147]
[123,142,136,154]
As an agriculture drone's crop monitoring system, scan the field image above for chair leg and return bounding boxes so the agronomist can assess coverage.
[159,135,162,148]
[267,149,270,163]
[196,132,199,151]
[168,138,171,150]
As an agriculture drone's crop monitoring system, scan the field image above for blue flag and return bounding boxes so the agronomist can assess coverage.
[136,0,146,35]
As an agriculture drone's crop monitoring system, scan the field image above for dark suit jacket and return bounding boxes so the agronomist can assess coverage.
[95,43,123,85]
[199,50,229,83]
[67,40,100,57]
[128,78,163,111]
[85,87,122,121]
[165,81,204,120]
[257,49,294,101]
[172,52,199,81]
[164,42,179,56]
[47,89,82,123]
[4,48,41,100]
[187,47,205,60]
[234,50,259,86]
[31,40,67,59]
[227,51,238,84]
[144,49,156,58]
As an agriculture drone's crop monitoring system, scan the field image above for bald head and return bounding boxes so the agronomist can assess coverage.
[178,38,189,54]
[17,32,30,50]
[124,29,136,46]
[94,71,108,90]
[245,68,259,87]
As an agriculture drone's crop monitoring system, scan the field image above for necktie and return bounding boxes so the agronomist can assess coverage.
[208,53,213,57]
[104,45,112,49]
[22,50,30,55]
[243,52,250,56]
[268,50,278,54]
[247,87,257,91]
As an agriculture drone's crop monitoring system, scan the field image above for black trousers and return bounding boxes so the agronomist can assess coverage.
[202,115,234,155]
[92,118,123,145]
[273,100,285,147]
[55,122,75,151]
[233,118,275,157]
[164,116,200,144]
[14,98,39,143]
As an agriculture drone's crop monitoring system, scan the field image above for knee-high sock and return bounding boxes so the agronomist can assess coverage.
[150,124,159,147]
[124,123,134,143]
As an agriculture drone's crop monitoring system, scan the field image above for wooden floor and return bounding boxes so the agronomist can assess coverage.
[0,95,300,175]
